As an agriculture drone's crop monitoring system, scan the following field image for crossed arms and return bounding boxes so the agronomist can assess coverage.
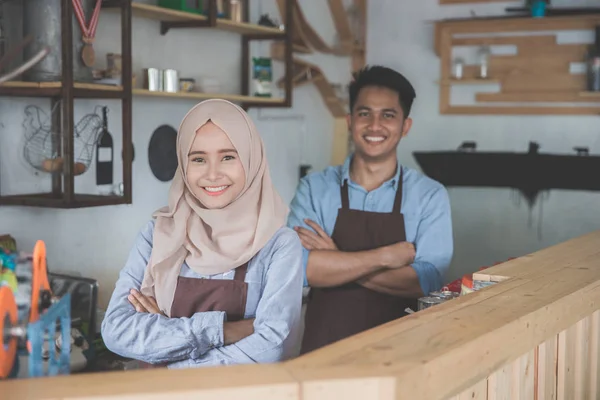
[288,179,453,298]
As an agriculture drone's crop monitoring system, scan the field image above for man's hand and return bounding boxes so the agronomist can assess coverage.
[128,289,165,315]
[378,241,416,269]
[294,219,337,251]
[223,319,256,345]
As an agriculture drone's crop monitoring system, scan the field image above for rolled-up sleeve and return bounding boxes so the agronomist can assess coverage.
[101,221,225,365]
[412,186,454,295]
[170,230,303,368]
[287,177,321,287]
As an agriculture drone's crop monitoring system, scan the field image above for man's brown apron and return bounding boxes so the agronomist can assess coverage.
[142,263,249,367]
[300,169,418,354]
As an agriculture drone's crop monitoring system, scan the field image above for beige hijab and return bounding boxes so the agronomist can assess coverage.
[140,99,288,316]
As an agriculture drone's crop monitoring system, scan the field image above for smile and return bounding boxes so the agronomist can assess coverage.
[202,185,230,196]
[364,135,386,143]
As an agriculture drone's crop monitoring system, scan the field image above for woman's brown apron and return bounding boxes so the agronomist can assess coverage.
[142,263,249,367]
[300,170,418,354]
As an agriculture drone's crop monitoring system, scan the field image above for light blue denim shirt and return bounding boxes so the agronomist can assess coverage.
[101,220,303,369]
[287,154,454,295]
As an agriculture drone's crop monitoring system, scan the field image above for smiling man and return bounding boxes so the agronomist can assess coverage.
[287,65,454,354]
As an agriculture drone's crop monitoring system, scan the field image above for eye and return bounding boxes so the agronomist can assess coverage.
[222,155,236,161]
[191,157,205,163]
[357,111,369,117]
[383,112,396,119]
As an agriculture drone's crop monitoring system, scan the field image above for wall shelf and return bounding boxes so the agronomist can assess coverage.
[0,81,124,99]
[0,193,129,208]
[132,88,285,105]
[435,14,600,115]
[437,78,501,85]
[580,91,600,98]
[104,2,285,37]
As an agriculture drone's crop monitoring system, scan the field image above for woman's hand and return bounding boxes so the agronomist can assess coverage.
[128,289,165,316]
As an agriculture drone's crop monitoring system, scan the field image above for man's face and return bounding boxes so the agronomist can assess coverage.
[347,86,412,162]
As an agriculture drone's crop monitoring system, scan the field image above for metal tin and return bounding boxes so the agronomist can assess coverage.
[229,0,243,23]
[418,296,445,311]
[163,69,179,93]
[144,68,163,91]
[22,0,94,82]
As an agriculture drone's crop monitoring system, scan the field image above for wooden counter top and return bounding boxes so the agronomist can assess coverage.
[2,230,600,399]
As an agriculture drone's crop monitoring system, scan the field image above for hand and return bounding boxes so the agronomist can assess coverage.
[294,219,338,251]
[128,289,165,316]
[379,241,416,269]
[223,318,255,345]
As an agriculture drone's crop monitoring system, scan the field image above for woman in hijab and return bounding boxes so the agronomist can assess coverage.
[101,99,303,368]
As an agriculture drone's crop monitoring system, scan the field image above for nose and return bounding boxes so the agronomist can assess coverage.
[206,161,221,181]
[368,115,383,131]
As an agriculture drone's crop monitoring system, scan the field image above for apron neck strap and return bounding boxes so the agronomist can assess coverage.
[340,180,350,210]
[393,166,403,214]
[234,263,249,282]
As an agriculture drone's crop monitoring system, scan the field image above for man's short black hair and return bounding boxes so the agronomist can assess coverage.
[348,65,416,118]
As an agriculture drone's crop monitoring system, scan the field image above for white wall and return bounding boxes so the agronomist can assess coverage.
[0,0,347,306]
[2,0,599,308]
[368,0,600,282]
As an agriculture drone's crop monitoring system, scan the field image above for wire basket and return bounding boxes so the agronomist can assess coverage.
[22,102,104,175]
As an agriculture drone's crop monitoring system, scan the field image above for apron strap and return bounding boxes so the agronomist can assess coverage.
[340,180,350,210]
[233,263,249,282]
[393,166,404,214]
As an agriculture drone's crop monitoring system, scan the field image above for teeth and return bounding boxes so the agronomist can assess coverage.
[365,136,385,142]
[204,186,228,192]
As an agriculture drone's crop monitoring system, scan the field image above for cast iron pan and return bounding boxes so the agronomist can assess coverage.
[148,125,178,182]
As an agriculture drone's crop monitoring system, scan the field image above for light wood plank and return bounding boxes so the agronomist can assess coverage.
[588,310,600,398]
[452,35,556,47]
[106,2,284,36]
[302,377,395,400]
[457,379,488,399]
[438,78,501,85]
[511,350,535,400]
[474,231,600,282]
[331,117,350,166]
[132,88,285,104]
[557,326,577,400]
[501,73,585,92]
[445,105,600,115]
[573,317,591,400]
[437,15,600,34]
[535,335,558,400]
[476,92,600,103]
[488,364,512,400]
[1,364,299,400]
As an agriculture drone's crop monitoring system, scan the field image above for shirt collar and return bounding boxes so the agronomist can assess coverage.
[341,153,403,190]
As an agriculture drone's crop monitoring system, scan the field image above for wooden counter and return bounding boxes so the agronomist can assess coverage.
[2,231,600,399]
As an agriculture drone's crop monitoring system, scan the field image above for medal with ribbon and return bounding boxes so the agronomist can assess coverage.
[72,0,102,67]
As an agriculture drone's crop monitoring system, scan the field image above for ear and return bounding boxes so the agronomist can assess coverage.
[346,113,352,131]
[401,117,413,138]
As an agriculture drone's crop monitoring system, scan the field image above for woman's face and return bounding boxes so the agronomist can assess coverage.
[186,121,246,209]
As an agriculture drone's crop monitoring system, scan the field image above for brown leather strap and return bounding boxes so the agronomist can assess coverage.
[233,263,248,281]
[393,167,404,214]
[340,180,350,210]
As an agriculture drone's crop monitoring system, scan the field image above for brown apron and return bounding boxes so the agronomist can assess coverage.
[141,263,249,367]
[300,169,418,354]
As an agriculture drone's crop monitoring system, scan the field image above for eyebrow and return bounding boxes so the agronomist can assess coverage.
[188,149,238,156]
[355,106,398,114]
